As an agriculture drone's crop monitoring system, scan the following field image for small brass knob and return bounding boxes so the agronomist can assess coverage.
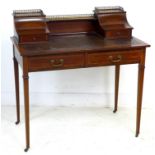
[33,37,36,41]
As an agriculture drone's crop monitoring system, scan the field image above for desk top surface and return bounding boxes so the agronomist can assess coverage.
[12,33,150,56]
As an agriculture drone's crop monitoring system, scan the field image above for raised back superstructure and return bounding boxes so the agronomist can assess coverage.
[13,6,133,43]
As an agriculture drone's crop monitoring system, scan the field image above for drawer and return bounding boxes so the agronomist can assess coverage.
[28,53,84,71]
[105,29,131,39]
[20,34,48,42]
[87,50,142,67]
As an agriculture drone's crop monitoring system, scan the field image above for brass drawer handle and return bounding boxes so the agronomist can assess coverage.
[50,59,64,67]
[109,55,122,63]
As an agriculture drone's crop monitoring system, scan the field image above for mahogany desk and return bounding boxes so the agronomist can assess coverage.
[11,7,150,151]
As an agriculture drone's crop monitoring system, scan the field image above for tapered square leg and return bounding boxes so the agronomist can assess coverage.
[13,47,20,124]
[136,64,145,137]
[23,58,30,151]
[113,65,120,113]
[23,74,30,151]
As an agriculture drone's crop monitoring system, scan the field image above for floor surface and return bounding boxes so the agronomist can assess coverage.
[1,106,155,155]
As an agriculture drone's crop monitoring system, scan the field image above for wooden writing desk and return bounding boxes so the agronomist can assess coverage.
[11,7,150,151]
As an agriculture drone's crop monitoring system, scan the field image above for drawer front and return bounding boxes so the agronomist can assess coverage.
[87,50,142,67]
[28,53,84,71]
[20,34,47,42]
[106,29,131,39]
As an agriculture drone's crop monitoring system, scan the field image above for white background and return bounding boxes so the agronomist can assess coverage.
[1,0,155,108]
